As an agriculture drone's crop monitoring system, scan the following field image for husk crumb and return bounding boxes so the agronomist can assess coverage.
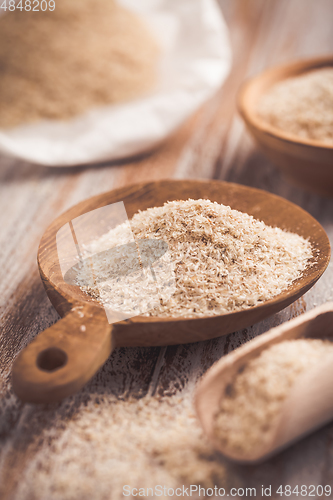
[214,338,333,455]
[77,199,313,318]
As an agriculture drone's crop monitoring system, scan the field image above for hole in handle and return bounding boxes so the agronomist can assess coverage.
[37,347,68,372]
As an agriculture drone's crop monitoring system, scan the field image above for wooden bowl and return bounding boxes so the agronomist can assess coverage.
[11,180,331,403]
[238,56,333,196]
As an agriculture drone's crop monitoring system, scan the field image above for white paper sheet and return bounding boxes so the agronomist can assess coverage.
[0,0,231,166]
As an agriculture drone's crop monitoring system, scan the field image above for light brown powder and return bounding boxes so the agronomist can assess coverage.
[11,394,236,500]
[77,199,312,318]
[0,0,159,128]
[257,68,333,145]
[214,338,333,455]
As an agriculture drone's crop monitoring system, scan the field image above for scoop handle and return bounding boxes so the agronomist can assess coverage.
[12,304,113,404]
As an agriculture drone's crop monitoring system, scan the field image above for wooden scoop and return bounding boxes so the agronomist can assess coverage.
[195,302,333,464]
[11,180,330,404]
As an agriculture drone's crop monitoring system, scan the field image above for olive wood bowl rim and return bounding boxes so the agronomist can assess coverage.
[37,179,331,326]
[238,55,333,151]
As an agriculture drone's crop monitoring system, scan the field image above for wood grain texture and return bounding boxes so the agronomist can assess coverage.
[12,304,113,404]
[0,0,333,498]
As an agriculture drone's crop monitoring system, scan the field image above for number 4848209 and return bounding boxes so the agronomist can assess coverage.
[276,485,332,496]
[0,0,55,11]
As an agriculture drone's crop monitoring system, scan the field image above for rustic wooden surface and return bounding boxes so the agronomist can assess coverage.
[0,0,333,498]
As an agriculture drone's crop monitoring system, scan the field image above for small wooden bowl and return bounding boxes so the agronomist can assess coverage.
[195,303,333,463]
[238,56,333,196]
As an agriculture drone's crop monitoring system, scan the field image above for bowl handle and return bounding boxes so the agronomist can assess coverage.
[11,304,113,404]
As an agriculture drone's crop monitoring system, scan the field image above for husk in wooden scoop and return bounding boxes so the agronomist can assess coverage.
[194,302,333,463]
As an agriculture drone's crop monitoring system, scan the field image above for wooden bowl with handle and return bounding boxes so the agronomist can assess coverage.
[238,56,333,196]
[11,180,331,404]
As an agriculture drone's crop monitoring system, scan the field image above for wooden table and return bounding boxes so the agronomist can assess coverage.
[1,1,333,498]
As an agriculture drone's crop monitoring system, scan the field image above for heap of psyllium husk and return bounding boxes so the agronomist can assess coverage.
[214,338,333,455]
[0,0,159,128]
[8,393,238,499]
[75,199,312,318]
[257,68,333,145]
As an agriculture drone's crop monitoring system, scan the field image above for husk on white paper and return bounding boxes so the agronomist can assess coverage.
[0,0,231,166]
